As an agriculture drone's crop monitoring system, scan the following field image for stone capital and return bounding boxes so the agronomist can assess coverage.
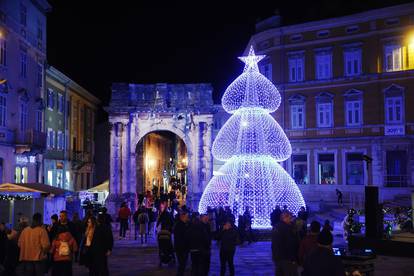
[108,115,130,126]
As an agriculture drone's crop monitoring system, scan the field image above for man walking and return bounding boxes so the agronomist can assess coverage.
[187,215,209,276]
[336,189,343,206]
[58,210,76,239]
[200,214,212,276]
[18,213,50,276]
[272,211,299,276]
[270,205,282,228]
[173,211,190,276]
[218,220,239,276]
[118,202,131,239]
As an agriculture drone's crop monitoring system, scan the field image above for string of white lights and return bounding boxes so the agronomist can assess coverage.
[198,46,306,228]
[212,107,292,161]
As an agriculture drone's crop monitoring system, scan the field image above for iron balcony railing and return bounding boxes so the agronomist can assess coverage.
[15,129,46,149]
[71,151,92,170]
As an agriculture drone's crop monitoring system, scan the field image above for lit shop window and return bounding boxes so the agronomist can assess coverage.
[291,154,308,184]
[318,153,335,184]
[47,170,53,186]
[346,153,364,185]
[15,166,28,183]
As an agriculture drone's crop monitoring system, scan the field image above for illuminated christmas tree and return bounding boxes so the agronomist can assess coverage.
[198,46,305,228]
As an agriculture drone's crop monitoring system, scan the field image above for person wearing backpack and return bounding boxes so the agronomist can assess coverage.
[132,208,141,241]
[138,209,149,244]
[50,226,78,276]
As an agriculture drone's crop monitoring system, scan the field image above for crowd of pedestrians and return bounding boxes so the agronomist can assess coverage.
[0,209,113,276]
[113,196,251,276]
[154,203,244,276]
[1,198,348,276]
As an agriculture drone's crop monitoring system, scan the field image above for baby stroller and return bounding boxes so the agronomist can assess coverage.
[157,227,175,267]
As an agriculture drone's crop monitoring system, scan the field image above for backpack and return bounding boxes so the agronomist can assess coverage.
[139,213,148,224]
[58,241,71,256]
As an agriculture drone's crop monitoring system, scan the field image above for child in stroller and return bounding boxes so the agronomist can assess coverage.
[157,225,175,267]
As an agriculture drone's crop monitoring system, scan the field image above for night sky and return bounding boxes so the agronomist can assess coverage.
[46,0,411,122]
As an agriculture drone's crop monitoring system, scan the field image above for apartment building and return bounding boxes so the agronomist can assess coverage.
[244,3,414,205]
[0,0,50,185]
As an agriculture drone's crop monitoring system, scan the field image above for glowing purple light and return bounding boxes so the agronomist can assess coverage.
[199,46,305,228]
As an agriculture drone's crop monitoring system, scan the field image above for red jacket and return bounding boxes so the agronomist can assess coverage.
[118,207,131,219]
[50,232,78,262]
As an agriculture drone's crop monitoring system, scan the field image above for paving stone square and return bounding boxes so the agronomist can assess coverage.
[71,233,414,276]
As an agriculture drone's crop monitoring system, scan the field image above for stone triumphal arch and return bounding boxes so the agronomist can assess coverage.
[106,83,215,212]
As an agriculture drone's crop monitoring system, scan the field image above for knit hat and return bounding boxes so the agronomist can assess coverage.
[317,230,333,246]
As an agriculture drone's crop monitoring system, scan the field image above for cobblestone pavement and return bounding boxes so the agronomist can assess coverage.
[72,233,414,276]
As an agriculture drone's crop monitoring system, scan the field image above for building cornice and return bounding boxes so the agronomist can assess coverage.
[280,70,414,92]
[46,66,101,106]
[256,2,414,36]
[31,0,52,14]
[246,3,414,54]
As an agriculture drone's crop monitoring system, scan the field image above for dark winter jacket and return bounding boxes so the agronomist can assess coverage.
[201,222,212,250]
[187,222,210,253]
[270,209,282,226]
[173,220,189,252]
[0,229,6,263]
[303,247,345,276]
[2,237,19,276]
[157,211,174,231]
[90,224,113,256]
[218,228,239,252]
[272,222,299,262]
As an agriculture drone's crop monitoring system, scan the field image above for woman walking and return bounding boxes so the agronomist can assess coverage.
[50,226,78,276]
[80,215,113,276]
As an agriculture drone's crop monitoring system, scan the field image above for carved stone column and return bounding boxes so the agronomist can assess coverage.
[204,121,214,187]
[107,121,122,214]
[121,122,130,194]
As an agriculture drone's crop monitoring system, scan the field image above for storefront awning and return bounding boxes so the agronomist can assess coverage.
[87,180,109,192]
[0,183,71,196]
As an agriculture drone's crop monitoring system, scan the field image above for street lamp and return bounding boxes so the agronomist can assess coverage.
[362,155,372,170]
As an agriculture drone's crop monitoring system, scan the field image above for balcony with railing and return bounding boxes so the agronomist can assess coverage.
[71,151,92,170]
[15,129,47,153]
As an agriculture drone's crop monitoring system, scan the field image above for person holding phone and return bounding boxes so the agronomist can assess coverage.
[303,230,345,276]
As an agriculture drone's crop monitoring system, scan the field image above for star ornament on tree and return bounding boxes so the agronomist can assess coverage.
[238,46,266,72]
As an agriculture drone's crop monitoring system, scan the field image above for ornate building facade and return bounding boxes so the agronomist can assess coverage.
[106,83,214,211]
[44,66,100,191]
[246,3,414,208]
[0,0,50,185]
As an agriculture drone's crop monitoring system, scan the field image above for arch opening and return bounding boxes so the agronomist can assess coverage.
[135,130,188,206]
